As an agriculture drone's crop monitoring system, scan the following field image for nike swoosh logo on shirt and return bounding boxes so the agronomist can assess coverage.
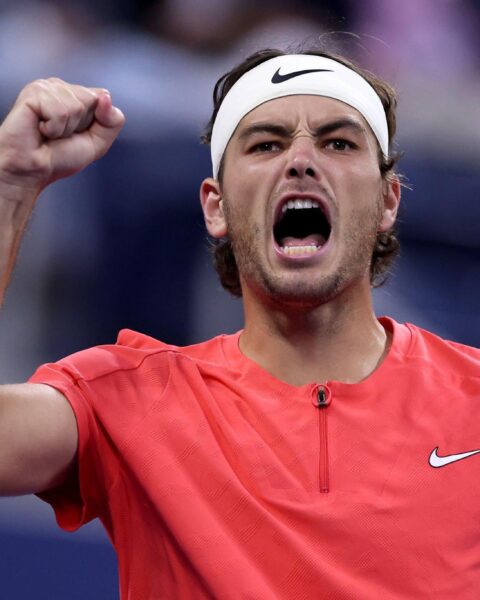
[271,68,333,84]
[429,446,480,468]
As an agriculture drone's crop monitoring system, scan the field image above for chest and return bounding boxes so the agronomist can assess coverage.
[114,372,480,598]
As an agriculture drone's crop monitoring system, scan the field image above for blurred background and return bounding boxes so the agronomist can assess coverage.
[0,0,479,597]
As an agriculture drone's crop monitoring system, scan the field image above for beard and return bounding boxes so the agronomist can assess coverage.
[222,192,384,309]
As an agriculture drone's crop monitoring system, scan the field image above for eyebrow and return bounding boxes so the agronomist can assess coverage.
[237,117,368,141]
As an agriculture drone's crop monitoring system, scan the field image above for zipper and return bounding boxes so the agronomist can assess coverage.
[314,385,331,493]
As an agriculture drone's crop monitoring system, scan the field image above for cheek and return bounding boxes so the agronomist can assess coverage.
[221,192,253,242]
[224,153,280,194]
[337,177,384,235]
[340,167,383,208]
[222,172,270,225]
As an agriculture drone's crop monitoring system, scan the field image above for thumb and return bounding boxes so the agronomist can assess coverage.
[86,92,125,158]
[93,92,125,129]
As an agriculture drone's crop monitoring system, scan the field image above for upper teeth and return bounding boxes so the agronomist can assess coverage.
[282,199,320,213]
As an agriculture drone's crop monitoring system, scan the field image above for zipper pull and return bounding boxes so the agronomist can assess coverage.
[315,384,331,407]
[317,386,327,406]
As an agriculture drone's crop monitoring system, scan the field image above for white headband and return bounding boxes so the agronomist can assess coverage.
[210,54,389,178]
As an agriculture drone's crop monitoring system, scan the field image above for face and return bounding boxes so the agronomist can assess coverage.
[201,95,399,308]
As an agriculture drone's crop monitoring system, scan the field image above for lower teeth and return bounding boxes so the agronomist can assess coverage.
[281,245,318,256]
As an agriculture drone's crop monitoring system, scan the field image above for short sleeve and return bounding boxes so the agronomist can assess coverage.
[28,359,115,532]
[27,333,174,534]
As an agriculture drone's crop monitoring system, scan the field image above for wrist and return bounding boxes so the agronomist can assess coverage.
[0,176,41,221]
[0,157,44,206]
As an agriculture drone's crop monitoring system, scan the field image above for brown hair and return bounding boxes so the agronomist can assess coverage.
[202,47,401,296]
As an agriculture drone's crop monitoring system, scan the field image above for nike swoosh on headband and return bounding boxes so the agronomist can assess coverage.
[271,67,333,84]
[429,446,480,468]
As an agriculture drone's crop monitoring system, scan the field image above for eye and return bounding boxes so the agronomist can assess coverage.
[324,139,356,152]
[250,141,281,153]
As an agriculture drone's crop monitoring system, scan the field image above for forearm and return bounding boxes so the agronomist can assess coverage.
[0,182,38,306]
[0,78,123,497]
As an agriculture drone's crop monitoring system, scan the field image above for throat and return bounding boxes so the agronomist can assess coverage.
[240,306,391,386]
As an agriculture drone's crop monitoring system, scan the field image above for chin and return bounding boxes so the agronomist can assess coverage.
[256,272,346,309]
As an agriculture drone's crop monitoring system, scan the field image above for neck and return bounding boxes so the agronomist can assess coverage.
[240,283,390,386]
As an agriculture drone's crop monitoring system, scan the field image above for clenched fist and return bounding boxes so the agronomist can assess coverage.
[0,78,125,195]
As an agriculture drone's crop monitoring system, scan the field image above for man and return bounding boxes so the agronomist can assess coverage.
[0,48,479,599]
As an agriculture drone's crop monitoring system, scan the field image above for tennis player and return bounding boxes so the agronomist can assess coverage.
[0,49,479,598]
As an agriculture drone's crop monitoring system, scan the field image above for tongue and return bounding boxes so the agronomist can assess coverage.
[281,234,326,248]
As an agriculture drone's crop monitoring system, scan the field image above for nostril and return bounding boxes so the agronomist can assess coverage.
[288,166,316,178]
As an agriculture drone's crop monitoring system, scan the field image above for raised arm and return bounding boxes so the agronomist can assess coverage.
[0,78,125,496]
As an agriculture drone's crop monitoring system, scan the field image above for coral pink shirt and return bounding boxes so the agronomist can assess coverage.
[30,318,480,599]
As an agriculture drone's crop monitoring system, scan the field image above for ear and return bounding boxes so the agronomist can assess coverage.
[378,176,401,232]
[200,177,228,238]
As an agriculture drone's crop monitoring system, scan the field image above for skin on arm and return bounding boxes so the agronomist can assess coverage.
[0,78,125,495]
[0,384,78,496]
[0,78,125,304]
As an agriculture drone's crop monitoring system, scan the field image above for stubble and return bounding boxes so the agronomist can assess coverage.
[222,190,384,309]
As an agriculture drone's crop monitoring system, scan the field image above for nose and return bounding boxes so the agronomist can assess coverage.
[285,136,318,180]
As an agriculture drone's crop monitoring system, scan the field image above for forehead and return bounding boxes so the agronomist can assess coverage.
[235,94,370,134]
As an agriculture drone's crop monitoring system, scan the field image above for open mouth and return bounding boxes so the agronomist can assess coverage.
[273,198,331,256]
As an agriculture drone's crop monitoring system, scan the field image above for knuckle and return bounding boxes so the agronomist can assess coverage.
[56,108,69,123]
[23,79,48,94]
[84,89,98,102]
[71,100,85,119]
[32,78,48,87]
[45,76,64,85]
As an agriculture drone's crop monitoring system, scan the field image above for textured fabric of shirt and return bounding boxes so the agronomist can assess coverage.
[29,317,480,599]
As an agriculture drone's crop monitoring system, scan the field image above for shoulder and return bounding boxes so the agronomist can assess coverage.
[38,328,239,384]
[404,321,480,375]
[29,329,241,434]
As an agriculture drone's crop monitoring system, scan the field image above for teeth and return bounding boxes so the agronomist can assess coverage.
[281,199,320,213]
[281,245,318,256]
